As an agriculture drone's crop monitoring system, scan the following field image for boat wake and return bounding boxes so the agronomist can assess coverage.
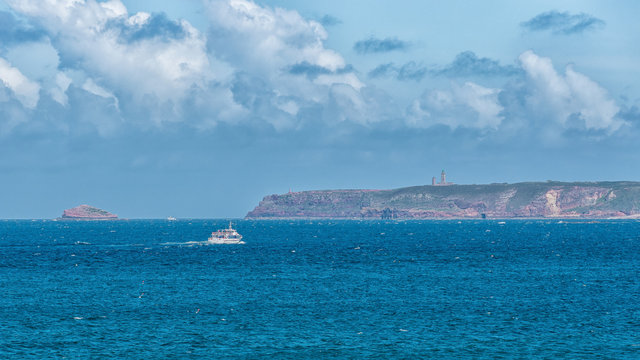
[160,240,243,246]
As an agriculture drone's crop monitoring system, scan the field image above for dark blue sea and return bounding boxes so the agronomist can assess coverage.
[1,219,639,359]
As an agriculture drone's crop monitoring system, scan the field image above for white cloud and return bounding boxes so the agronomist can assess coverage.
[0,57,40,108]
[519,50,622,132]
[0,0,380,134]
[50,72,72,105]
[277,99,300,116]
[565,67,621,131]
[100,0,126,18]
[2,0,625,141]
[326,83,367,124]
[315,73,364,91]
[206,0,345,73]
[205,0,373,129]
[8,0,213,105]
[205,0,361,95]
[82,78,119,110]
[4,39,73,106]
[454,82,503,127]
[127,11,150,26]
[406,51,623,136]
[7,0,372,132]
[6,0,84,24]
[4,40,59,81]
[407,81,503,129]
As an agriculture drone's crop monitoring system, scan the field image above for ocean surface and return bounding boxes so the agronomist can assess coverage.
[1,219,639,359]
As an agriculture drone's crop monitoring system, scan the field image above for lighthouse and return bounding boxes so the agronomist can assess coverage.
[431,170,453,186]
[432,170,453,186]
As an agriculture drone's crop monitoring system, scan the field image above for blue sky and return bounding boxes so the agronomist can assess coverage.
[1,0,639,218]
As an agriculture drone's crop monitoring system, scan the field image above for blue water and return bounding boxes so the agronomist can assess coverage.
[1,219,639,359]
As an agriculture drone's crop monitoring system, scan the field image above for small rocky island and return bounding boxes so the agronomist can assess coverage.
[60,205,118,220]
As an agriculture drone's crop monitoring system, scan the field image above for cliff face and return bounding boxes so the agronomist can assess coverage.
[246,182,640,219]
[61,205,118,220]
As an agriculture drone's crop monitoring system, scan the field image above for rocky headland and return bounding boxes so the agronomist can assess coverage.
[246,181,640,219]
[60,205,118,220]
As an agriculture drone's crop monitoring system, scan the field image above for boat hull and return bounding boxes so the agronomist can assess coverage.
[206,239,246,244]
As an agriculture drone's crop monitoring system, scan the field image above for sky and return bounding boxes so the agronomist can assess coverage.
[1,0,639,218]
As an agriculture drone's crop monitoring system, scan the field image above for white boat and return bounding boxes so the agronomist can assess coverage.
[208,222,245,244]
[167,216,177,221]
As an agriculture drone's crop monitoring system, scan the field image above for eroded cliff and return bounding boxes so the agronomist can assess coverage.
[246,182,640,219]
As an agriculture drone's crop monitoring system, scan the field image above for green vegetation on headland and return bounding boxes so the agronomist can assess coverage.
[246,181,640,219]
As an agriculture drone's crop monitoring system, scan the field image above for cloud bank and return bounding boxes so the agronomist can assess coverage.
[435,51,521,77]
[0,10,46,44]
[353,36,409,54]
[517,50,621,132]
[368,62,428,81]
[318,15,341,27]
[406,51,623,137]
[0,57,40,108]
[0,0,628,145]
[369,52,520,81]
[521,11,605,35]
[407,82,504,130]
[0,0,378,135]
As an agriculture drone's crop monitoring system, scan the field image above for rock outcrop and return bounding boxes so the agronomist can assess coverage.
[246,182,640,219]
[61,205,118,220]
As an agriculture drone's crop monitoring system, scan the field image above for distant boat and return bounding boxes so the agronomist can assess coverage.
[167,216,177,221]
[208,222,245,244]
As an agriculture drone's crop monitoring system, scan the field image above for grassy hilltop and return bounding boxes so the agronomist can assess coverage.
[246,181,640,219]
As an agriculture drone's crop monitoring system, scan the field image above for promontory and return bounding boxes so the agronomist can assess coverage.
[60,205,118,220]
[246,181,640,219]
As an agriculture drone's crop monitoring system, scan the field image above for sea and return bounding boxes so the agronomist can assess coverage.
[0,219,638,359]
